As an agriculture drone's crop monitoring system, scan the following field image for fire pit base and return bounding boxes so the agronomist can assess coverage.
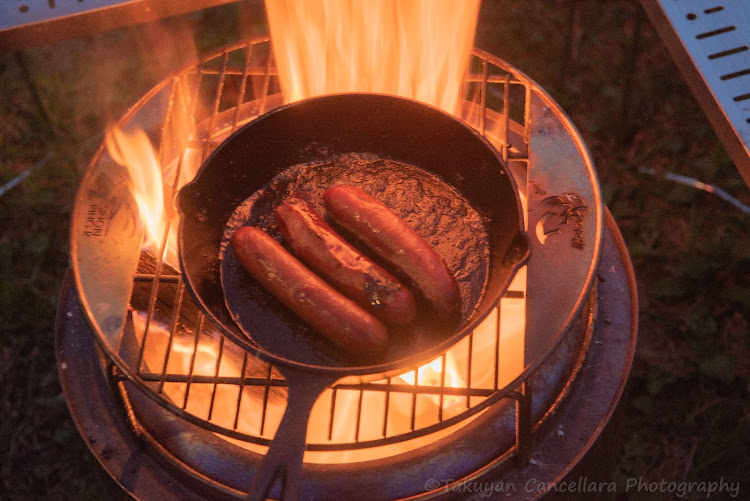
[56,210,636,500]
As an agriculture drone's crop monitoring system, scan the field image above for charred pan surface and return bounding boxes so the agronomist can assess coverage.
[220,154,490,365]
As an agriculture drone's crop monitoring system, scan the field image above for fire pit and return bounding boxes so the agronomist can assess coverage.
[56,31,637,500]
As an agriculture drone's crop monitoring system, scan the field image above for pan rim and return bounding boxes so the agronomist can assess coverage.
[177,92,529,377]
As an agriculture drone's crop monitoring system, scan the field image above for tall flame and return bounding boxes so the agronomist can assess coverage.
[105,75,201,267]
[266,0,481,114]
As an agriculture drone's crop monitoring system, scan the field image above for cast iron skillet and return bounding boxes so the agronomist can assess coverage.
[176,93,529,501]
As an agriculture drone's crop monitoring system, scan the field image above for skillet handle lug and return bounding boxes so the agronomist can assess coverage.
[505,231,531,268]
[175,180,201,218]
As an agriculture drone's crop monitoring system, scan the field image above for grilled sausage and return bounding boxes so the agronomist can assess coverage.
[275,198,417,326]
[230,226,388,354]
[323,185,460,319]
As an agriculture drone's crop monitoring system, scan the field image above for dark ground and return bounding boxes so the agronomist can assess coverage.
[1,0,748,499]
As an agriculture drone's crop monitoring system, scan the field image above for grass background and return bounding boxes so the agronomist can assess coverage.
[1,0,748,499]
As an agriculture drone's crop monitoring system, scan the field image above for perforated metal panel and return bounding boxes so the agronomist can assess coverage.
[641,1,750,187]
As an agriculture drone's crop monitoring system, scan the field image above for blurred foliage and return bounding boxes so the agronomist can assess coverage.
[1,0,748,498]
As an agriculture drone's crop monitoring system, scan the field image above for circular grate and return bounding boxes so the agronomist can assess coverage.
[69,35,602,462]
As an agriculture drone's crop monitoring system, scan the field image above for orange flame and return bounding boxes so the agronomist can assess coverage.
[105,76,201,267]
[105,127,170,254]
[266,0,481,114]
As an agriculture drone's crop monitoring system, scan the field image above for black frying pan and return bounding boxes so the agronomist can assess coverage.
[176,93,529,500]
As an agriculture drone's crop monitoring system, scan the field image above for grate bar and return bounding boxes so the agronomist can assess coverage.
[141,372,286,387]
[181,315,203,409]
[409,370,418,431]
[156,280,185,394]
[479,58,488,135]
[354,388,364,442]
[382,377,391,437]
[186,66,279,77]
[502,73,511,162]
[204,51,230,145]
[259,363,273,436]
[131,218,173,371]
[206,335,225,421]
[233,352,249,430]
[231,44,255,133]
[465,333,473,408]
[494,306,501,391]
[464,73,526,85]
[258,44,275,116]
[438,355,446,421]
[327,387,338,441]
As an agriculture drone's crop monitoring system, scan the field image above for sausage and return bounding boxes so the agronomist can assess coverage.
[323,184,460,320]
[275,198,417,326]
[230,226,388,355]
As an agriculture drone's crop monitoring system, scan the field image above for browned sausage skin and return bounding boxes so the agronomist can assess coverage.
[275,198,417,326]
[323,185,460,320]
[230,226,388,355]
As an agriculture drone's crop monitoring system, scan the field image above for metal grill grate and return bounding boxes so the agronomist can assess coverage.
[126,254,527,450]
[81,36,548,454]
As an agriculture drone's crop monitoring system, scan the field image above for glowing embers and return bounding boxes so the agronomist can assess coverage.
[127,262,525,464]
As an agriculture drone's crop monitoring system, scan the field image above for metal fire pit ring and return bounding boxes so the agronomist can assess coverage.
[60,35,625,500]
[67,38,603,452]
[57,209,636,501]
